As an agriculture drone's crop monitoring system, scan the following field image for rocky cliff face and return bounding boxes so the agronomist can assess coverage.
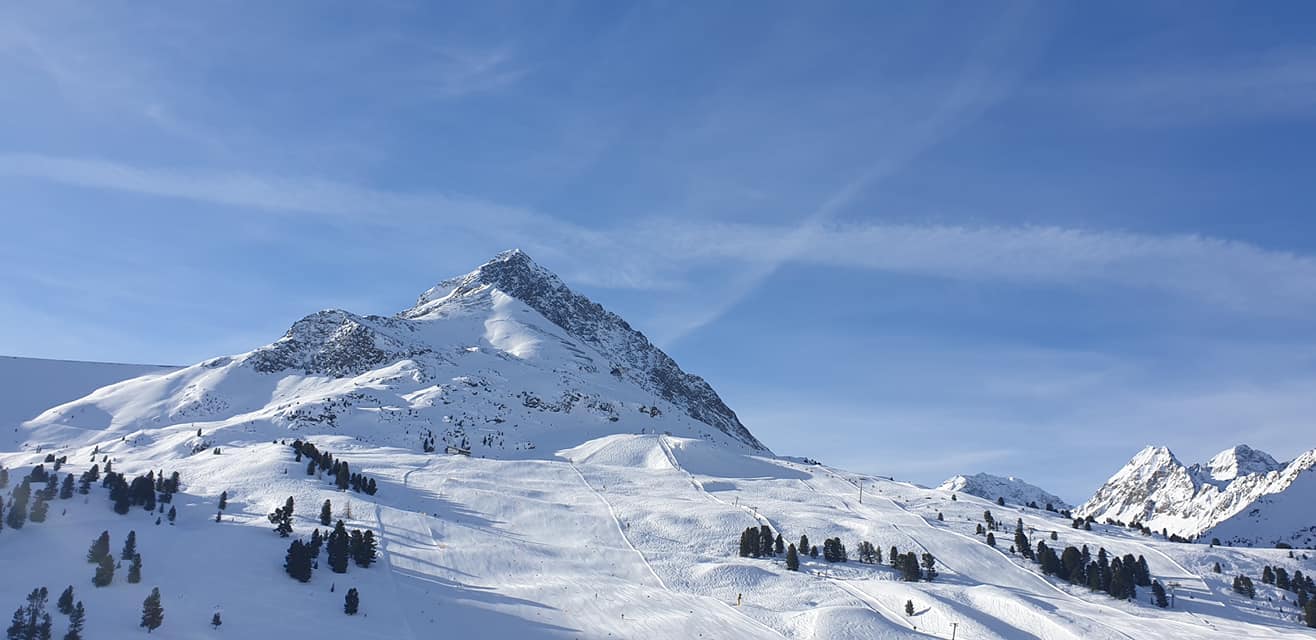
[1076,444,1316,546]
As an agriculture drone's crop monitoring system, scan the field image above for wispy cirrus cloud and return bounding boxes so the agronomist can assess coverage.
[1057,47,1316,126]
[3,151,1316,322]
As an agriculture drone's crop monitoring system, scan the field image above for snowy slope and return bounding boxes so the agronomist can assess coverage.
[937,473,1071,510]
[0,356,177,432]
[1077,444,1316,546]
[2,252,1314,639]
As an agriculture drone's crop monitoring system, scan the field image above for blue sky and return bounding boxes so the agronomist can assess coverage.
[4,1,1316,501]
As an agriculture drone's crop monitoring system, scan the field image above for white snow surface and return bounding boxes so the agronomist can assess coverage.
[937,473,1071,510]
[1077,444,1316,547]
[2,253,1314,638]
[0,356,176,432]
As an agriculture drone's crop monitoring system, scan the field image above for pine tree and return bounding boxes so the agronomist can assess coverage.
[307,459,317,476]
[901,553,921,582]
[56,587,74,617]
[904,600,914,616]
[344,588,359,615]
[1263,565,1275,584]
[285,540,313,582]
[921,553,938,581]
[336,462,350,491]
[92,554,115,587]
[738,528,753,557]
[328,520,351,573]
[320,499,333,526]
[774,534,785,555]
[7,480,30,530]
[1212,562,1221,573]
[759,525,773,557]
[986,532,996,547]
[127,554,142,584]
[86,531,110,564]
[809,546,818,558]
[7,607,24,639]
[1152,581,1168,608]
[786,544,799,571]
[356,531,377,568]
[1305,597,1316,628]
[309,528,324,559]
[121,530,137,560]
[1136,555,1152,586]
[268,497,294,537]
[28,494,48,523]
[799,534,809,558]
[59,475,74,500]
[140,587,164,633]
[64,602,85,640]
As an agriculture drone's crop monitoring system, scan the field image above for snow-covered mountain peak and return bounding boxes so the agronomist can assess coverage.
[936,472,1071,510]
[1078,442,1316,546]
[1200,444,1281,483]
[19,250,767,456]
[409,248,563,313]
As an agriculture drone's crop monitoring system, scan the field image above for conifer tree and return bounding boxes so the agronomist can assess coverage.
[786,544,799,571]
[810,545,818,558]
[285,540,313,582]
[327,520,351,573]
[309,528,324,560]
[986,532,996,547]
[921,553,938,581]
[307,459,317,476]
[86,531,110,564]
[1263,565,1275,584]
[7,480,30,529]
[321,500,332,526]
[355,531,377,568]
[28,494,48,523]
[775,534,784,555]
[905,600,914,616]
[344,588,359,615]
[799,534,809,557]
[140,587,163,633]
[59,475,74,500]
[56,587,74,617]
[128,554,142,584]
[1136,555,1152,586]
[268,497,294,537]
[336,462,350,491]
[759,525,773,557]
[1152,580,1168,608]
[121,531,137,561]
[1212,561,1221,573]
[92,554,114,587]
[1305,597,1316,628]
[64,602,85,640]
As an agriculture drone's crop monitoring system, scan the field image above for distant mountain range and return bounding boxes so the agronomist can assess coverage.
[1076,444,1316,547]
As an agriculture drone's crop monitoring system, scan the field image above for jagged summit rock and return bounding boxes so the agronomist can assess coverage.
[19,250,767,455]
